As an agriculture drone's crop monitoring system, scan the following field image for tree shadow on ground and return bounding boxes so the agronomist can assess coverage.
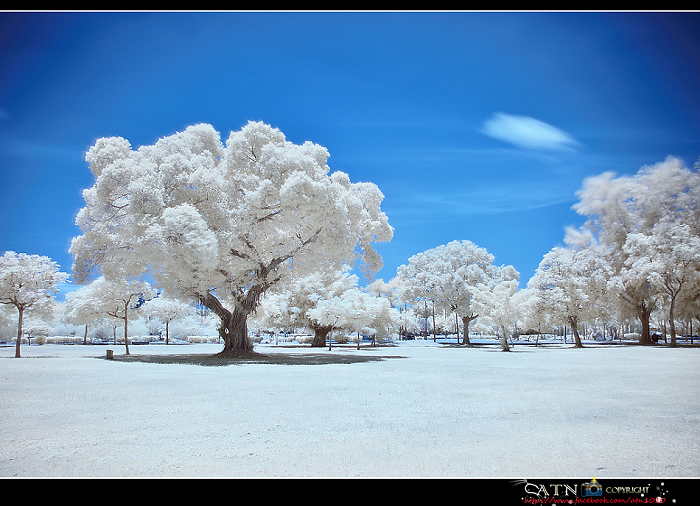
[106,351,405,367]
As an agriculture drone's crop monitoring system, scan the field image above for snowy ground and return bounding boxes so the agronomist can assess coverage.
[1,338,698,478]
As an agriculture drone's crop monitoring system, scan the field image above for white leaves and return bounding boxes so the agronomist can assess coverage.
[527,246,612,327]
[569,156,700,330]
[140,295,194,323]
[306,286,399,335]
[0,251,70,310]
[73,121,393,320]
[85,136,132,177]
[397,239,507,315]
[161,204,219,266]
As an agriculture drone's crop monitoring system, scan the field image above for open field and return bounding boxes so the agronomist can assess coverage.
[1,339,698,478]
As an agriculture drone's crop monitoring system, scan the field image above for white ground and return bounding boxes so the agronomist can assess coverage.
[1,339,698,478]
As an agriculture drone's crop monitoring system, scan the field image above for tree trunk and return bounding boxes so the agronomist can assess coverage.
[499,325,510,352]
[460,314,477,346]
[668,296,678,347]
[15,306,23,358]
[165,321,170,345]
[312,325,333,348]
[123,310,130,356]
[569,315,583,348]
[198,291,255,356]
[218,306,254,355]
[638,302,653,345]
[455,313,460,344]
[83,323,88,345]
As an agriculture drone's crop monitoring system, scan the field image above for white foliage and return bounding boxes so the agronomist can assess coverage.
[397,240,518,342]
[571,156,700,342]
[472,279,520,350]
[0,252,69,312]
[71,121,393,350]
[0,251,69,356]
[527,246,612,344]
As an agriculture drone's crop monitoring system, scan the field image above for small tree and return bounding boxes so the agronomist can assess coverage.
[397,240,503,346]
[62,282,107,344]
[527,245,611,348]
[79,277,156,355]
[0,252,69,358]
[140,295,194,344]
[257,266,360,347]
[473,278,520,351]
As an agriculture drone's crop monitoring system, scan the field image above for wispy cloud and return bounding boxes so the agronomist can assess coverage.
[480,112,581,151]
[385,181,577,224]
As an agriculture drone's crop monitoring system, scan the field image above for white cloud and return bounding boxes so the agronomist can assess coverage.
[480,112,581,151]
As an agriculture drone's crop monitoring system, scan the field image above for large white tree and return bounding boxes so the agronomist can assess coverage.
[527,245,612,348]
[0,251,69,358]
[397,240,506,345]
[572,156,700,344]
[70,121,393,355]
[623,223,700,346]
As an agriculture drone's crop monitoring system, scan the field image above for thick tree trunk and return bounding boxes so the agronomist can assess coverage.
[15,306,23,358]
[638,302,653,345]
[165,321,170,345]
[499,325,510,352]
[218,306,254,355]
[198,291,255,356]
[311,325,333,348]
[460,314,477,346]
[83,323,88,345]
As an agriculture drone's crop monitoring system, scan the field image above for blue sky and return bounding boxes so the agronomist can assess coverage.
[1,10,699,298]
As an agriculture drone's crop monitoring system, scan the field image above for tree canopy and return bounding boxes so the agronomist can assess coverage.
[70,121,393,354]
[0,251,69,357]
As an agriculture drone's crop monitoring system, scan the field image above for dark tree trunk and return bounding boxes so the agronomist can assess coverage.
[218,305,254,355]
[460,314,477,346]
[569,315,583,348]
[311,325,333,348]
[215,232,321,354]
[198,289,257,356]
[638,302,653,345]
[123,310,130,356]
[668,295,678,348]
[15,306,24,358]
